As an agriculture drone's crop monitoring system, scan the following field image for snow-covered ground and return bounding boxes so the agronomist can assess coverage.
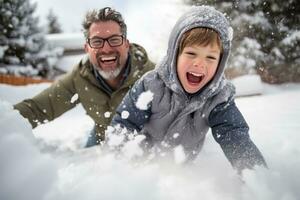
[1,1,300,199]
[1,77,300,200]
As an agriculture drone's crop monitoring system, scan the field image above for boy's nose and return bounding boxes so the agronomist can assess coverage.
[193,59,205,68]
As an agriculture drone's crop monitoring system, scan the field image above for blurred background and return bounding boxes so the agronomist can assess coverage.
[0,0,299,84]
[1,2,300,200]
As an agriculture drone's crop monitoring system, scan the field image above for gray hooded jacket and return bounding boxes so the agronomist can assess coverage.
[112,6,266,170]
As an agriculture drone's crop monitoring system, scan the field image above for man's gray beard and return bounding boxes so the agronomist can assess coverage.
[97,66,122,80]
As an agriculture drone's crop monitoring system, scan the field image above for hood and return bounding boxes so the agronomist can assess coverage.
[157,5,233,98]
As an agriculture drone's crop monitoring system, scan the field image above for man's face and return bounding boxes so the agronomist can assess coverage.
[85,21,130,80]
[176,42,221,94]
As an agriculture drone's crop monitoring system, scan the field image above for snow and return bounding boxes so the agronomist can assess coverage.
[173,145,186,164]
[121,134,146,160]
[1,1,300,199]
[231,37,264,70]
[70,93,78,103]
[0,46,8,59]
[136,90,154,110]
[121,110,130,119]
[282,30,300,46]
[46,33,85,50]
[232,74,263,97]
[104,111,111,118]
[55,54,84,73]
[1,76,300,200]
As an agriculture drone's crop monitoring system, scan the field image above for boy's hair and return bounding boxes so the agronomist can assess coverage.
[178,27,222,55]
[82,7,127,39]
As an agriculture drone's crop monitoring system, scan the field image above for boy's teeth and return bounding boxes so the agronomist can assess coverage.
[189,72,202,77]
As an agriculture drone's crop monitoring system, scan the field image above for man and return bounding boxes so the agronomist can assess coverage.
[14,7,155,147]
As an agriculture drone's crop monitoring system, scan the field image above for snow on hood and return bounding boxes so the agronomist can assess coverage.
[157,5,233,96]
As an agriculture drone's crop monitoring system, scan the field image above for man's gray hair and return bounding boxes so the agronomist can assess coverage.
[82,7,127,39]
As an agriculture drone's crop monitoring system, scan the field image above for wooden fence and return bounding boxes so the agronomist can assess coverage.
[0,74,53,86]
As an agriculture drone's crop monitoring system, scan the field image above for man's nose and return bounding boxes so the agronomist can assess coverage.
[101,40,113,52]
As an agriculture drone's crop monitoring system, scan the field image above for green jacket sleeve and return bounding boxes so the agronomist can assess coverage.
[14,70,79,128]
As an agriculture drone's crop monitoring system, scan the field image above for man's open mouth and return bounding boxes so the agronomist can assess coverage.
[186,72,204,84]
[99,56,117,64]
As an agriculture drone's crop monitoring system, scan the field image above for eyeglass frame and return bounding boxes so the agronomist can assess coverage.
[86,34,125,49]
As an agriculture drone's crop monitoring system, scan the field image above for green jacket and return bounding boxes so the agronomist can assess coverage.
[14,43,155,140]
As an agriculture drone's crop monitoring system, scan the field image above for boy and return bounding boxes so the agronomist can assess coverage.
[110,6,266,171]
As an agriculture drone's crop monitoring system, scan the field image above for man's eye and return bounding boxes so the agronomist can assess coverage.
[109,38,121,43]
[90,38,103,44]
[92,40,102,44]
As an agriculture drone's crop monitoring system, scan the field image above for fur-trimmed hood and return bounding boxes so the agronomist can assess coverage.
[157,5,233,98]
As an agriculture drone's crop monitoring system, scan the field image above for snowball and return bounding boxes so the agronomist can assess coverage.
[173,133,180,139]
[121,111,130,119]
[104,112,111,118]
[136,90,154,110]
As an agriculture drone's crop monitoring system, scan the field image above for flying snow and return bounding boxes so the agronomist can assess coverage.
[135,90,154,110]
[70,93,78,103]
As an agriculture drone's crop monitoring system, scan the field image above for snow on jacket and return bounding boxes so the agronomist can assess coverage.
[112,6,266,170]
[14,43,155,140]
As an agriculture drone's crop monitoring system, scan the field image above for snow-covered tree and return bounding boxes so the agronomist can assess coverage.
[185,0,300,83]
[46,9,62,34]
[0,0,63,78]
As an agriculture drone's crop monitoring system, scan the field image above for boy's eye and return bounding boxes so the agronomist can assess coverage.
[185,51,196,56]
[207,56,217,60]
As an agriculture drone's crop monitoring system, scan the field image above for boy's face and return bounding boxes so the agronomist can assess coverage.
[177,42,221,94]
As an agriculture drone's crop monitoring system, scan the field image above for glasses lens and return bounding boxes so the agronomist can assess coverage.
[88,35,123,48]
[89,38,104,48]
[108,36,123,47]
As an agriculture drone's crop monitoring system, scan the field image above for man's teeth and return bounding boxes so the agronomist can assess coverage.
[100,56,116,62]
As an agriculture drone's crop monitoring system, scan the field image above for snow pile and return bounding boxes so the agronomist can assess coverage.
[0,101,57,200]
[173,145,186,164]
[231,74,263,97]
[0,100,241,200]
[46,33,85,50]
[105,125,146,161]
[1,81,300,199]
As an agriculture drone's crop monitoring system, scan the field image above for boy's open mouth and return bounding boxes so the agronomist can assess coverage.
[186,72,204,84]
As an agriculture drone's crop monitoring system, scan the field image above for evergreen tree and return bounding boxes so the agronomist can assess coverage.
[46,9,62,34]
[185,0,300,83]
[0,0,62,77]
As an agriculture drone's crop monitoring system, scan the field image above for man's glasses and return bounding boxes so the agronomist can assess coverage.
[87,35,124,49]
